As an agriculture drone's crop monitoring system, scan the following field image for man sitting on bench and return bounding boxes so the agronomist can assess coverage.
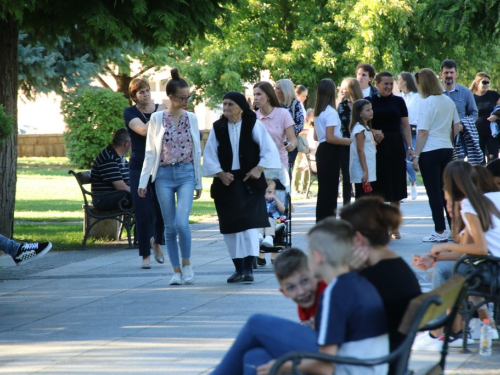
[90,128,132,211]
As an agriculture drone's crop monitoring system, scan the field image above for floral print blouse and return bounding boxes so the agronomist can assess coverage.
[159,111,193,166]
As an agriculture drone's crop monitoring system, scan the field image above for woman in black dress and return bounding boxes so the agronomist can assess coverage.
[340,196,421,375]
[369,71,414,239]
[470,72,500,163]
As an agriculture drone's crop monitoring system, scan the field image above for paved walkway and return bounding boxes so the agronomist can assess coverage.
[1,187,499,374]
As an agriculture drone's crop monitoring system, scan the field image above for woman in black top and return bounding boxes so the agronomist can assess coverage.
[338,78,364,205]
[340,196,421,375]
[369,72,414,239]
[124,78,165,269]
[470,72,500,163]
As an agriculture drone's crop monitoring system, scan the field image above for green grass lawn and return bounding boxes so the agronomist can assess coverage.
[14,157,217,250]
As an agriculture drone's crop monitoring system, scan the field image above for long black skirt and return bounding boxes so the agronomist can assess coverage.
[371,132,407,202]
[211,171,269,235]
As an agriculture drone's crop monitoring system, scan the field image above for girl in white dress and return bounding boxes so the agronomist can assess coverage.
[349,99,377,199]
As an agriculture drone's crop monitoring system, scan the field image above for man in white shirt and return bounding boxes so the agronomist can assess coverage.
[356,63,379,98]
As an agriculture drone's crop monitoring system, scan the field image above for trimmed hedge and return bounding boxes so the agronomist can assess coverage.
[62,88,129,169]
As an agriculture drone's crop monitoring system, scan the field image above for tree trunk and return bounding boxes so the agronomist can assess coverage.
[115,74,132,102]
[0,15,19,238]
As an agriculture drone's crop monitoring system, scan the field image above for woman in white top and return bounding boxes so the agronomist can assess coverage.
[203,91,281,283]
[313,79,352,222]
[397,72,421,200]
[412,161,500,349]
[138,69,202,286]
[412,68,461,243]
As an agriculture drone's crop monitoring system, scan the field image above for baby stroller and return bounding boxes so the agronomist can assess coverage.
[254,166,293,267]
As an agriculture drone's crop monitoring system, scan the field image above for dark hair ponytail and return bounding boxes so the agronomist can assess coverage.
[166,68,189,96]
[340,196,401,247]
[444,161,500,235]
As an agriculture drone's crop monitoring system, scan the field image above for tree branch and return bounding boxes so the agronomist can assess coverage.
[97,75,111,89]
[133,65,155,78]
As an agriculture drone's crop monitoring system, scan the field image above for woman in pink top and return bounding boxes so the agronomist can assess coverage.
[253,81,297,171]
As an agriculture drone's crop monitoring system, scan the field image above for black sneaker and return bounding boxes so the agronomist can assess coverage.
[257,257,266,266]
[14,242,52,265]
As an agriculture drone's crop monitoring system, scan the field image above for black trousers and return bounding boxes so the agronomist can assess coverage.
[419,148,453,232]
[316,142,342,222]
[93,190,132,212]
[477,124,499,164]
[288,148,299,171]
[129,166,165,258]
[340,145,352,206]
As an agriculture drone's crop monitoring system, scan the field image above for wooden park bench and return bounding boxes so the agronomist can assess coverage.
[270,274,467,375]
[452,254,500,352]
[68,170,135,249]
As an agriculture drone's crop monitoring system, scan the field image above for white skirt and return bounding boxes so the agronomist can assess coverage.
[223,229,260,259]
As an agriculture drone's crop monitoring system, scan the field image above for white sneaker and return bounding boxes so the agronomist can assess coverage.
[412,332,443,351]
[422,231,448,242]
[169,272,183,285]
[182,264,195,284]
[261,235,274,248]
[411,184,418,200]
[258,233,264,244]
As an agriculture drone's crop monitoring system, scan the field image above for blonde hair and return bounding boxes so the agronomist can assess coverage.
[470,72,491,94]
[417,69,443,99]
[307,218,353,268]
[341,78,364,102]
[277,79,297,107]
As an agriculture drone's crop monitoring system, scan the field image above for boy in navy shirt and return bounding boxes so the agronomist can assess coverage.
[211,218,389,375]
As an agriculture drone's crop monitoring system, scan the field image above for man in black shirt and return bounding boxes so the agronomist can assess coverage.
[90,128,132,211]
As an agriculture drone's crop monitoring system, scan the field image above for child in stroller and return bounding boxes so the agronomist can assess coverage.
[257,178,289,266]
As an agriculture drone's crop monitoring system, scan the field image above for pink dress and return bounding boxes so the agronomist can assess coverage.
[256,107,294,166]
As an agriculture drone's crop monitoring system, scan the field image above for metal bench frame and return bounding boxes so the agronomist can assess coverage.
[68,170,135,249]
[452,254,500,352]
[270,275,467,375]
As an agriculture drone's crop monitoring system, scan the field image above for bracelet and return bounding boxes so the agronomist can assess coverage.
[414,155,420,159]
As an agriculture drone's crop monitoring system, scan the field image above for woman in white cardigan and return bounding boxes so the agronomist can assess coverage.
[139,69,202,286]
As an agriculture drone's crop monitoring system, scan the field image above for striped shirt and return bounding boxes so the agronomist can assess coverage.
[91,144,129,193]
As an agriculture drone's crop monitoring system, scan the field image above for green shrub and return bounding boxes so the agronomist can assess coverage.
[0,104,14,148]
[62,88,129,169]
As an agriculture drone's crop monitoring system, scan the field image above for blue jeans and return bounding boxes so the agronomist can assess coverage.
[0,234,20,257]
[432,260,470,289]
[405,127,417,184]
[211,314,318,375]
[433,259,500,289]
[155,163,195,268]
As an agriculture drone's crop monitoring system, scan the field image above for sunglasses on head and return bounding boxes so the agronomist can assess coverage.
[481,80,490,85]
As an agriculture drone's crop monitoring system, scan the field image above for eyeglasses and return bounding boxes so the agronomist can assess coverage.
[481,80,490,85]
[173,94,192,103]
